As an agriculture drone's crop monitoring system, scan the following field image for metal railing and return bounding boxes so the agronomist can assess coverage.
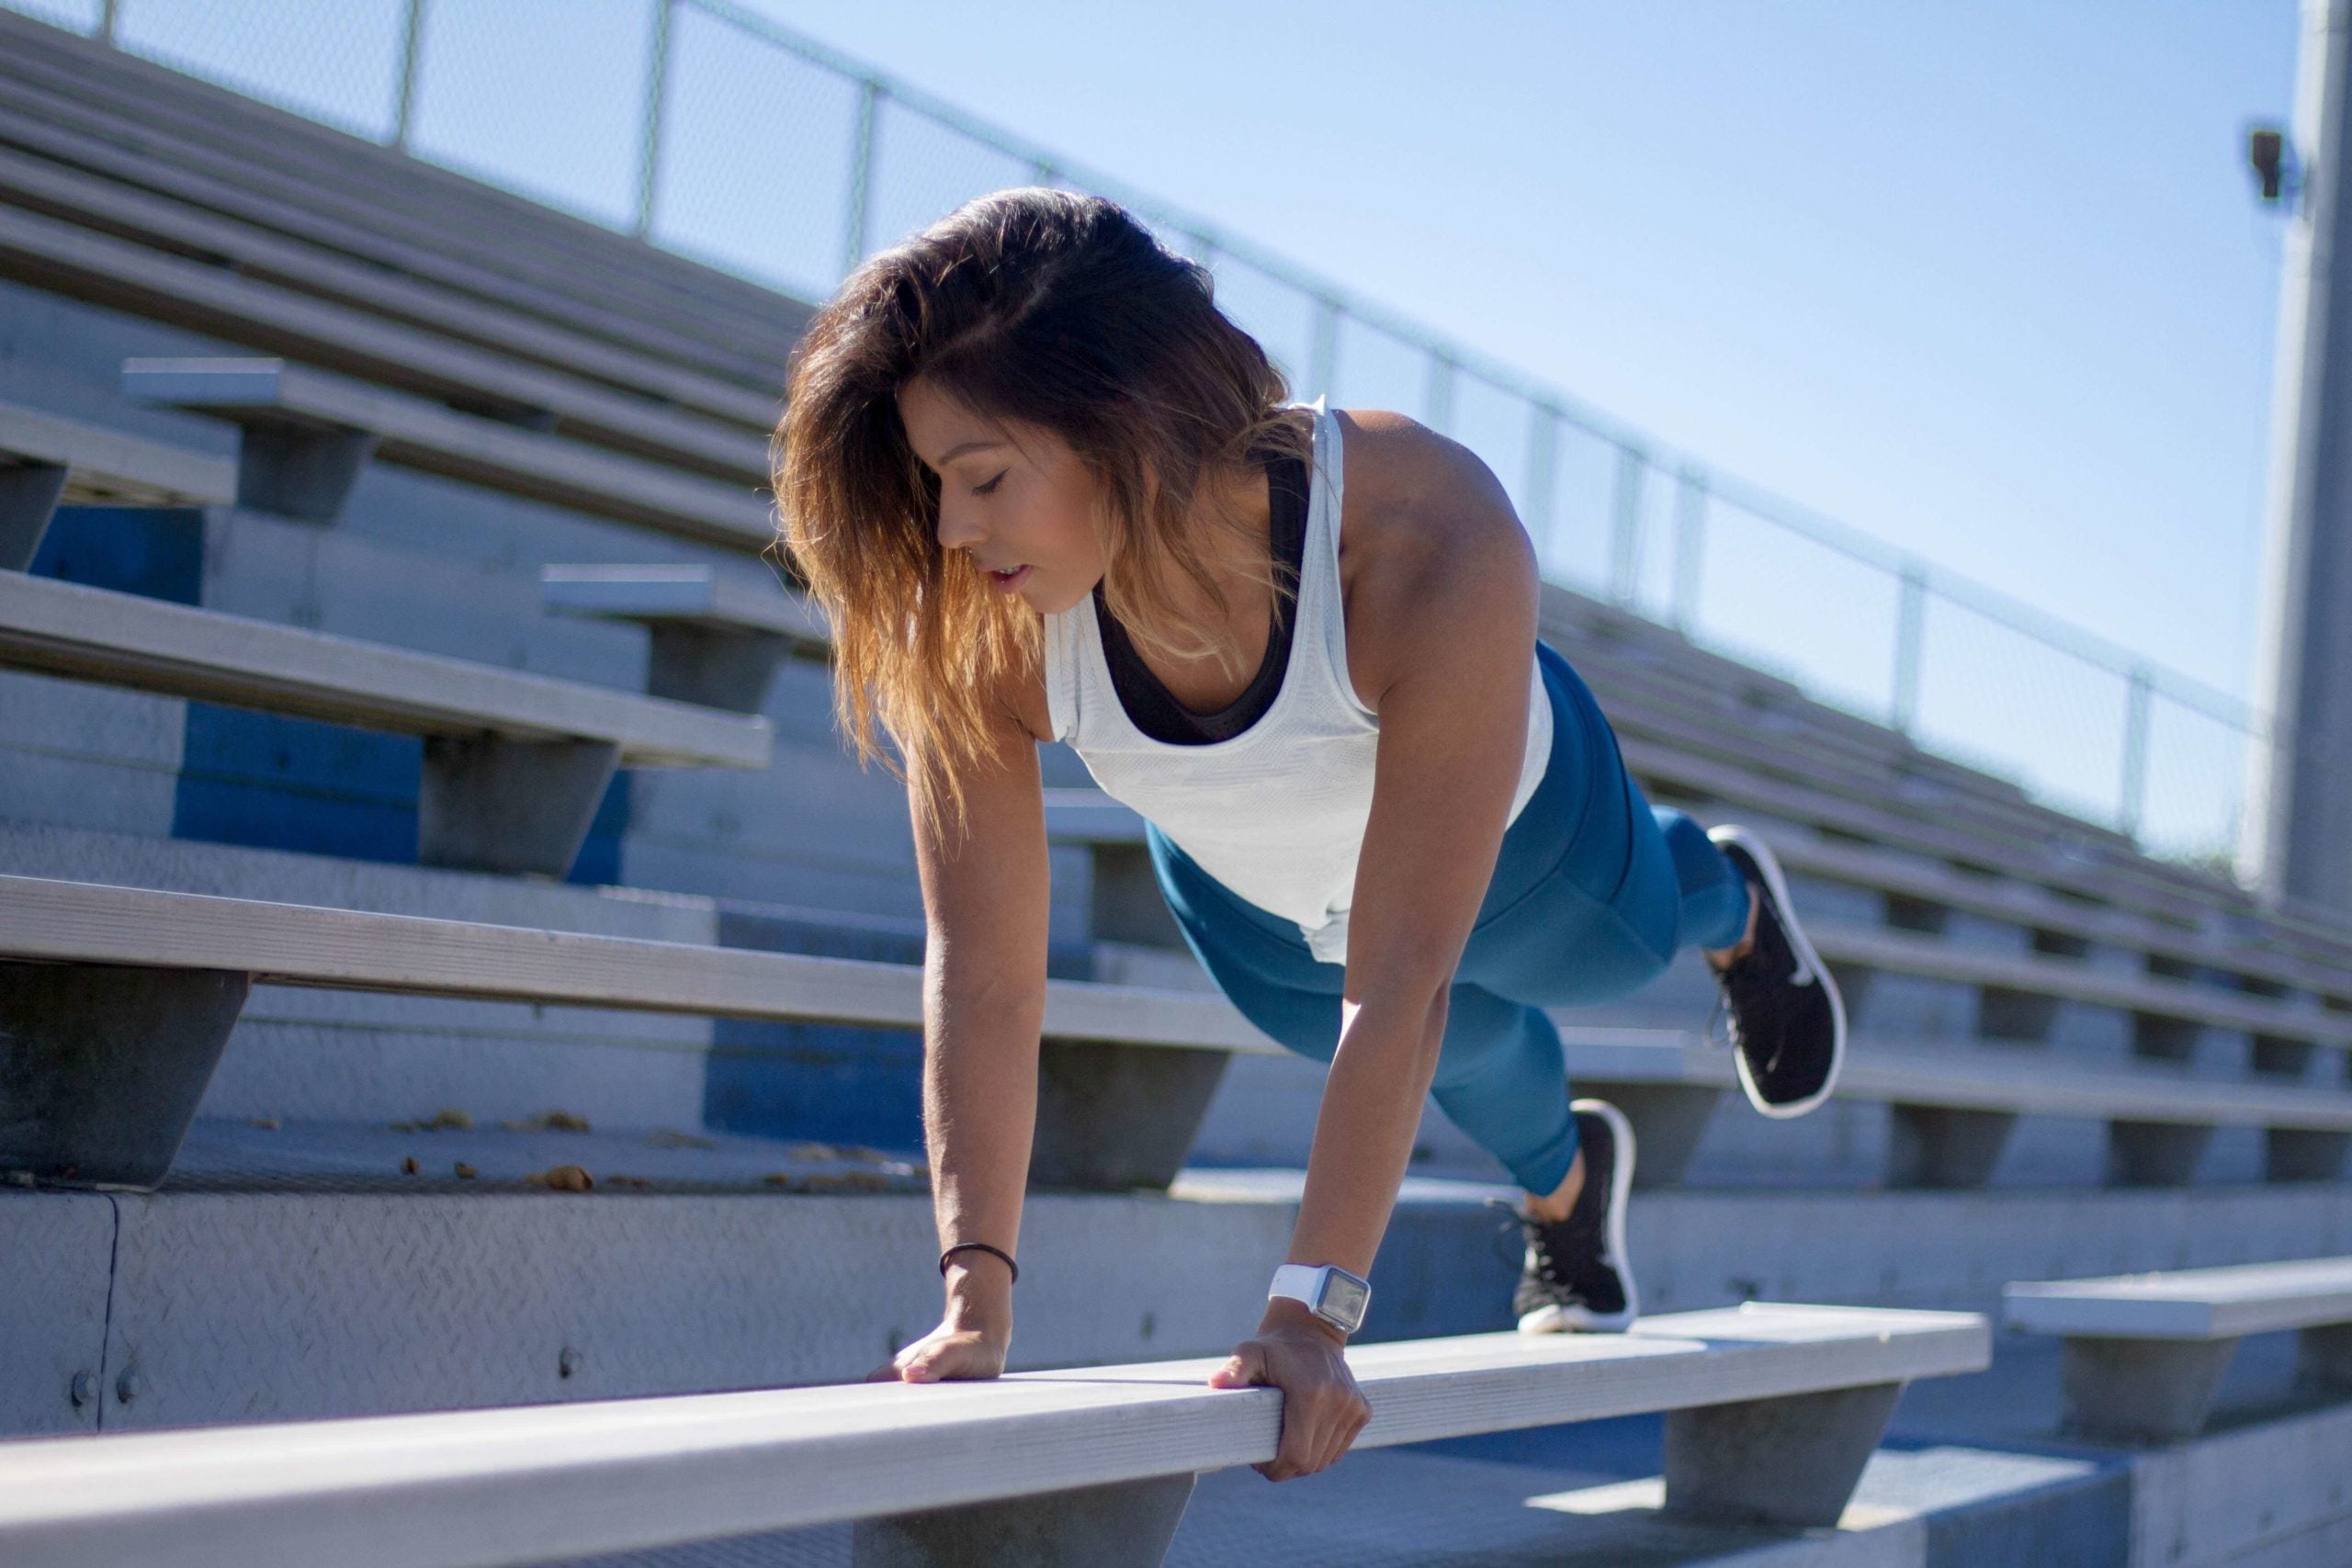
[23,0,2270,875]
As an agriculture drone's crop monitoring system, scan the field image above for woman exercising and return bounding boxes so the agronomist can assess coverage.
[772,187,1845,1483]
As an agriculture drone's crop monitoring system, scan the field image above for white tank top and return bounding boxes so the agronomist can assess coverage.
[1044,400,1553,964]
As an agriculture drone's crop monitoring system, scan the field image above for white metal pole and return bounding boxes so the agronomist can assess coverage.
[2244,0,2352,913]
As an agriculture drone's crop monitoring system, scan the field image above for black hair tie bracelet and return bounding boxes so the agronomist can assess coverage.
[938,1241,1019,1285]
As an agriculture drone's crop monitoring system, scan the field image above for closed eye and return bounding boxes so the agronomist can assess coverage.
[972,469,1008,497]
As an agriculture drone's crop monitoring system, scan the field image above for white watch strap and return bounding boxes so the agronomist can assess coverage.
[1269,1263,1327,1308]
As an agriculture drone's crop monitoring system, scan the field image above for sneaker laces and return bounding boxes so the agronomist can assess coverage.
[1485,1191,1612,1303]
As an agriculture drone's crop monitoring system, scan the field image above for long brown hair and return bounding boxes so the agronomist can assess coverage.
[771,186,1311,850]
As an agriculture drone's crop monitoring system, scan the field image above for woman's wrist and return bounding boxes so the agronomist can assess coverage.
[1259,1293,1348,1348]
[943,1264,1014,1334]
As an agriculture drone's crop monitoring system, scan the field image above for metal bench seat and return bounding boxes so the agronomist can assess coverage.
[0,1301,1990,1565]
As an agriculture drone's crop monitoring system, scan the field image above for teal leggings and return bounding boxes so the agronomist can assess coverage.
[1147,640,1748,1196]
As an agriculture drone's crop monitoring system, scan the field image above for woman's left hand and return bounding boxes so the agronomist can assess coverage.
[1206,1301,1372,1480]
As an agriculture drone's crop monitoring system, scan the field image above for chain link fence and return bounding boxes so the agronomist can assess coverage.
[19,0,2272,874]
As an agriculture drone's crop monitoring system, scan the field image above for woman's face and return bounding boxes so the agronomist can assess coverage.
[897,376,1104,614]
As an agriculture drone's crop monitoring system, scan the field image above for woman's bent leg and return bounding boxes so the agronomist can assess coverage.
[1148,822,1580,1190]
[1425,982,1579,1196]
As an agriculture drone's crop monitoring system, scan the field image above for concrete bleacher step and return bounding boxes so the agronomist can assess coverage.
[0,193,769,479]
[8,1115,2348,1437]
[541,563,829,714]
[0,121,786,427]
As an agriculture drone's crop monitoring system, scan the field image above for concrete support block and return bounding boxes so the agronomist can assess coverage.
[1031,1041,1229,1191]
[1587,1083,1719,1189]
[417,734,617,878]
[853,1471,1197,1567]
[0,458,67,570]
[2266,1127,2351,1182]
[2059,1335,2237,1443]
[2298,1322,2352,1392]
[644,626,789,715]
[2106,1120,2213,1187]
[1887,1104,2017,1189]
[235,420,377,524]
[0,960,250,1189]
[1660,1380,1904,1528]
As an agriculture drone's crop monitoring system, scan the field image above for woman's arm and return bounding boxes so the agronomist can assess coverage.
[870,694,1053,1382]
[1211,420,1543,1477]
[1286,494,1539,1275]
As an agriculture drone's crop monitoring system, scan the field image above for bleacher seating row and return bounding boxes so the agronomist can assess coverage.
[5,1254,2351,1563]
[0,1303,1995,1562]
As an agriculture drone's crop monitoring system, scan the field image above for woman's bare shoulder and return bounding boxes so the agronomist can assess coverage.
[1330,408,1521,554]
[1329,408,1536,703]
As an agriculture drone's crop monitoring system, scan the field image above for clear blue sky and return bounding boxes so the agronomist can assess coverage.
[741,0,2299,705]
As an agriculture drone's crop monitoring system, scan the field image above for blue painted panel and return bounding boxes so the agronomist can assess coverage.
[30,504,202,603]
[174,705,420,864]
[702,911,1092,1148]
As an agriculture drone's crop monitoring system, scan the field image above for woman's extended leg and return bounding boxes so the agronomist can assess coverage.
[1462,641,1844,1117]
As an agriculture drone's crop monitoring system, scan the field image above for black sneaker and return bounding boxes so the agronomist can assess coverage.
[1705,824,1847,1119]
[1496,1099,1637,1334]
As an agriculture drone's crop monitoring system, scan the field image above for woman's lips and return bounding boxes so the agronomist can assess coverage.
[988,564,1033,592]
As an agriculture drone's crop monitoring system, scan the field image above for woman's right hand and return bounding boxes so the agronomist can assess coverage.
[866,1316,1010,1383]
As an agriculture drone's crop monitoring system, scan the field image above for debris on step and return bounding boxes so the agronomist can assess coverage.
[390,1108,473,1132]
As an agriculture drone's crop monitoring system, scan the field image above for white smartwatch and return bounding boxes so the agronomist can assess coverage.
[1269,1262,1373,1335]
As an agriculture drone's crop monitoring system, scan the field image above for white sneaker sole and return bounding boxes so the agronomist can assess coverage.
[1706,823,1848,1120]
[1517,1097,1639,1334]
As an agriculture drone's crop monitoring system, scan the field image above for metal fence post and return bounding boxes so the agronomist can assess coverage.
[1610,445,1646,606]
[842,79,880,278]
[97,0,119,46]
[1892,567,1928,734]
[1672,467,1708,631]
[1308,300,1340,400]
[1521,403,1558,563]
[1423,355,1456,435]
[633,0,674,242]
[392,0,426,155]
[2120,664,2154,839]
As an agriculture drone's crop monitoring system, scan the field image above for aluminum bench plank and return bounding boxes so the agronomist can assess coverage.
[542,564,828,642]
[2005,1258,2352,1340]
[0,571,771,768]
[11,871,2342,1128]
[0,874,1276,1053]
[0,1303,1987,1568]
[1809,923,2352,1046]
[1547,1028,2352,1130]
[121,357,775,549]
[0,399,235,507]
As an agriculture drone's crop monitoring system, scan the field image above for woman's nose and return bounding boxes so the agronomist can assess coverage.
[935,503,983,555]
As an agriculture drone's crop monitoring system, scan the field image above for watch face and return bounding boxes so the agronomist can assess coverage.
[1320,1270,1370,1328]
